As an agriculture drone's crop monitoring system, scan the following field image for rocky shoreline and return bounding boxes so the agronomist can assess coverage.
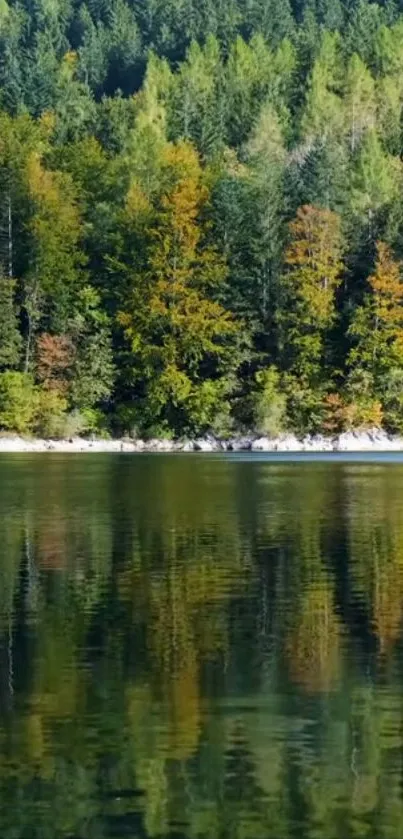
[0,429,403,453]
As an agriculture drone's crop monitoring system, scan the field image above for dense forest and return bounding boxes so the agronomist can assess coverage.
[0,0,403,437]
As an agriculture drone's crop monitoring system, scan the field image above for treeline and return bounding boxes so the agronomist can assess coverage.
[0,0,403,436]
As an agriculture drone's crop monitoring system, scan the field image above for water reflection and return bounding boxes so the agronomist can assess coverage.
[0,455,402,837]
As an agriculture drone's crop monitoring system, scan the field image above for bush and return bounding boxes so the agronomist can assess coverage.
[53,408,103,439]
[322,393,347,434]
[35,388,68,438]
[343,399,383,430]
[252,367,287,437]
[382,368,403,434]
[185,378,234,438]
[343,369,383,430]
[0,372,38,434]
[112,404,141,439]
[283,375,324,434]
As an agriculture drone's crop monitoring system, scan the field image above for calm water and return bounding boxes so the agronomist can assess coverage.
[1,454,403,838]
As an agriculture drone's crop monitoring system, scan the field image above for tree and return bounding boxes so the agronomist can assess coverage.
[36,333,74,393]
[301,31,344,143]
[348,129,400,260]
[279,204,344,385]
[23,151,84,368]
[0,371,37,432]
[170,36,226,158]
[245,0,295,45]
[69,286,115,413]
[348,241,403,387]
[118,141,240,435]
[343,53,376,152]
[0,276,21,368]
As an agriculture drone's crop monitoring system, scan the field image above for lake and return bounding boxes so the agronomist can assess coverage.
[0,453,403,838]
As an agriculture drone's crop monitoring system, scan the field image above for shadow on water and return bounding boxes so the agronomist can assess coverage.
[0,454,402,837]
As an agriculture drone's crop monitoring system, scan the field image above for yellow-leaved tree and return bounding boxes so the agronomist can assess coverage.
[347,241,403,431]
[278,204,344,430]
[119,140,240,437]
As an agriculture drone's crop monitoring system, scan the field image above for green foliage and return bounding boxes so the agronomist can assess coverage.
[252,366,287,436]
[382,367,403,432]
[0,0,401,436]
[35,387,68,437]
[0,371,37,432]
[69,286,115,411]
[0,276,21,368]
[283,374,327,433]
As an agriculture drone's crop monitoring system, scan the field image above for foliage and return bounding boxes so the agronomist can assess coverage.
[0,276,21,368]
[278,204,344,418]
[118,141,240,435]
[35,387,68,437]
[0,1,401,434]
[252,366,287,437]
[0,371,37,433]
[348,242,403,378]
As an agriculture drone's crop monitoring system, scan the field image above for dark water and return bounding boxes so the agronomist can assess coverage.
[1,453,403,838]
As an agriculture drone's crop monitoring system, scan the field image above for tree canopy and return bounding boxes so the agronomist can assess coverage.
[0,0,402,436]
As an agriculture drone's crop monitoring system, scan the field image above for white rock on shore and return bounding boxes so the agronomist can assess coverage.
[0,428,403,453]
[334,429,403,451]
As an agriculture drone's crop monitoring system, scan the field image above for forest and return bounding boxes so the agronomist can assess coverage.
[0,0,403,437]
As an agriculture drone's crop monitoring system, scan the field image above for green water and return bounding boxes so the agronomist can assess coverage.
[1,453,403,839]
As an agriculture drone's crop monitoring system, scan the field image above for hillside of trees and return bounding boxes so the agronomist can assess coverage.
[0,0,403,437]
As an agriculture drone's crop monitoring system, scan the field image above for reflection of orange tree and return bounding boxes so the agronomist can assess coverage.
[130,534,250,761]
[346,469,403,655]
[277,468,342,694]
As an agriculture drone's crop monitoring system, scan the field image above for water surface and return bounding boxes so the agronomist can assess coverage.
[0,453,403,838]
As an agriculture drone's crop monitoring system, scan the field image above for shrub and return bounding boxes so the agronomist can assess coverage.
[55,409,95,439]
[252,367,287,437]
[343,399,383,430]
[382,368,403,434]
[0,372,38,433]
[283,375,324,434]
[322,393,347,434]
[35,388,68,438]
[344,369,383,430]
[185,378,234,438]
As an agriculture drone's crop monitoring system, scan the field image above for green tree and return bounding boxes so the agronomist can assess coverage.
[24,149,84,367]
[0,371,37,432]
[0,276,21,367]
[69,285,115,414]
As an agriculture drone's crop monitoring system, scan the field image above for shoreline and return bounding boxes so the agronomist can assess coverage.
[0,429,403,453]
